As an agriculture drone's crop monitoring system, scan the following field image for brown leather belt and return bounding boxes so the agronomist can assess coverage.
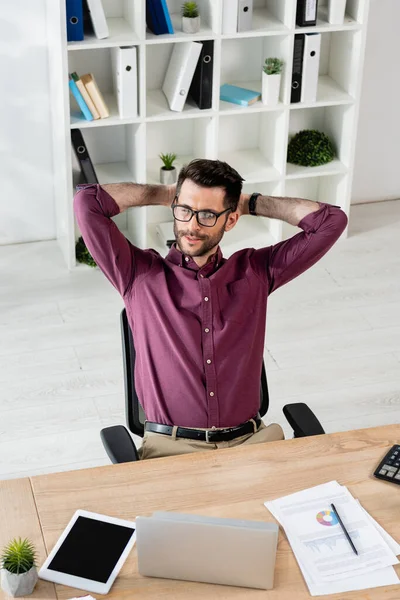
[144,415,261,443]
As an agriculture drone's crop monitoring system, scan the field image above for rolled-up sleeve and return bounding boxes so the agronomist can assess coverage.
[73,184,154,296]
[250,203,348,294]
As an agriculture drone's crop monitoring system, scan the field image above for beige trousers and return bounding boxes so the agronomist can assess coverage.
[138,421,284,460]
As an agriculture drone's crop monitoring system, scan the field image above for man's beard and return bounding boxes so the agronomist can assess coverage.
[174,221,225,257]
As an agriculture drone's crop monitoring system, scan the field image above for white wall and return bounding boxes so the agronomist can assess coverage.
[0,0,55,245]
[352,0,400,204]
[0,0,398,244]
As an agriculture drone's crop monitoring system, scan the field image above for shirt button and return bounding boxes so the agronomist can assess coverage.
[204,296,209,301]
[206,359,211,364]
[185,257,190,262]
[209,392,214,397]
[204,328,210,333]
[200,274,204,278]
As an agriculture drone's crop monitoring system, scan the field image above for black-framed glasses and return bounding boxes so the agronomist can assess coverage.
[172,202,232,228]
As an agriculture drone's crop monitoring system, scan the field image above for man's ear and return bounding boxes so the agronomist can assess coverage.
[224,211,239,232]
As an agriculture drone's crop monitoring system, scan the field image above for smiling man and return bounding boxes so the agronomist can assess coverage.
[74,159,347,460]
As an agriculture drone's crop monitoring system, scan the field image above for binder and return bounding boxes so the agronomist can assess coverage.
[68,75,94,121]
[290,34,305,103]
[159,0,174,33]
[66,0,84,42]
[222,0,238,34]
[71,72,100,119]
[80,73,110,118]
[111,47,138,118]
[86,0,109,39]
[296,0,318,27]
[149,0,174,34]
[146,0,161,34]
[71,129,98,184]
[162,42,203,112]
[237,0,253,32]
[220,83,260,106]
[189,40,214,110]
[300,33,321,103]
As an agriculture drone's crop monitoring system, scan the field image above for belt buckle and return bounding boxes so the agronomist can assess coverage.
[205,426,217,443]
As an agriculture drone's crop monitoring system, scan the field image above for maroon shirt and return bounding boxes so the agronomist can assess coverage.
[74,185,347,428]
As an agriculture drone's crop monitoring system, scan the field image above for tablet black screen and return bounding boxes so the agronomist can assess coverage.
[48,516,135,583]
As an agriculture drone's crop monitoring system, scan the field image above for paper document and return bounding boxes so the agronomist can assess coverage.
[265,481,400,596]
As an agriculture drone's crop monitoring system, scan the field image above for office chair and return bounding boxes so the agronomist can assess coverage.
[100,309,325,464]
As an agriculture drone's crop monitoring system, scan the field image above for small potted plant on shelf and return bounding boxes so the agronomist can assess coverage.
[287,129,335,166]
[262,57,284,106]
[159,153,177,184]
[1,537,38,597]
[182,2,200,34]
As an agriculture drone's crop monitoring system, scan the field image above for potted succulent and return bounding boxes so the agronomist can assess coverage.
[159,152,177,184]
[287,129,335,166]
[1,537,38,597]
[182,2,200,34]
[262,57,284,106]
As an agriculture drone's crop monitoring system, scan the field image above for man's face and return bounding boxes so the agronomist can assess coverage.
[173,179,238,259]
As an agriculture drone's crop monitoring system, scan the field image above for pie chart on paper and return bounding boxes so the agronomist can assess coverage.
[316,510,339,526]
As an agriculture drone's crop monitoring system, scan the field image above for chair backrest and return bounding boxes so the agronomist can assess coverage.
[120,308,269,438]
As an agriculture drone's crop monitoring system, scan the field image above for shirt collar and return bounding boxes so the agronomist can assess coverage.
[166,243,223,274]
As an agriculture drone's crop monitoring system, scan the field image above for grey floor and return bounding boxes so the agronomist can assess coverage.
[1,200,400,481]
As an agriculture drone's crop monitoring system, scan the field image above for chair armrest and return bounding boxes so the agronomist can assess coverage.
[282,403,325,437]
[100,425,139,463]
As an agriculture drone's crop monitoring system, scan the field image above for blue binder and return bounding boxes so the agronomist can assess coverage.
[66,0,84,41]
[159,0,174,33]
[146,0,161,34]
[68,76,93,121]
[150,0,174,34]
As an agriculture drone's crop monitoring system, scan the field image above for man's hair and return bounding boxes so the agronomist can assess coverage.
[175,159,244,212]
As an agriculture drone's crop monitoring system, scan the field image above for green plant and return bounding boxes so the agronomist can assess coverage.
[75,236,97,267]
[181,1,199,18]
[287,129,335,167]
[159,152,177,170]
[1,538,37,575]
[263,57,284,75]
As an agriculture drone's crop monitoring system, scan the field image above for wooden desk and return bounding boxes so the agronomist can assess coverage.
[1,425,399,599]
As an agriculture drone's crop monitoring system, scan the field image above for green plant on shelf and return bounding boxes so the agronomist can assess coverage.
[263,57,284,75]
[159,153,177,170]
[1,538,37,576]
[287,129,335,167]
[181,1,199,18]
[75,236,97,267]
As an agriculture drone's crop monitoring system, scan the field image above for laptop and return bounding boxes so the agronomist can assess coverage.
[136,511,278,590]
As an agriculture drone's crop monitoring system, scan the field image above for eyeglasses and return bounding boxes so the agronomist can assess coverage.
[172,202,232,228]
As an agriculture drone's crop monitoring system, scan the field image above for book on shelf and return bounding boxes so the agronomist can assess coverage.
[71,72,100,119]
[80,73,110,118]
[111,46,138,118]
[222,0,238,34]
[66,0,84,41]
[146,0,174,35]
[300,33,321,103]
[162,42,203,112]
[189,40,214,110]
[68,74,94,121]
[290,34,305,103]
[85,0,109,39]
[71,129,98,184]
[237,0,253,32]
[296,0,318,27]
[220,83,261,106]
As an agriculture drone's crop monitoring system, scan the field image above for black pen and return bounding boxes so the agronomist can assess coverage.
[331,503,358,556]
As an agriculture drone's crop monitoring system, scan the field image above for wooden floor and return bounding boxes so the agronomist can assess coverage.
[1,200,399,480]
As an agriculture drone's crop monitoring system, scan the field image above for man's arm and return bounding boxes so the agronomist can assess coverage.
[74,182,174,296]
[241,193,348,294]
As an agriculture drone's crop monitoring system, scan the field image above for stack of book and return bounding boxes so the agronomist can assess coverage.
[146,0,174,35]
[69,72,109,121]
[66,0,109,42]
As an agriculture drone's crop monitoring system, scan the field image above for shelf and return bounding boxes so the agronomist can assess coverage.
[67,18,140,51]
[145,12,214,44]
[219,149,281,183]
[146,89,215,120]
[220,216,277,257]
[289,75,354,108]
[222,7,290,39]
[70,94,140,129]
[219,80,285,114]
[286,159,347,179]
[94,162,136,184]
[295,6,361,33]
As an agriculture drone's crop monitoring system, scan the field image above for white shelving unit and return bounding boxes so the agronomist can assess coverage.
[46,0,370,269]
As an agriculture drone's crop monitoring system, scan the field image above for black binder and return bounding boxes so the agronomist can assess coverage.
[71,129,98,184]
[189,40,214,110]
[296,0,318,27]
[291,34,305,103]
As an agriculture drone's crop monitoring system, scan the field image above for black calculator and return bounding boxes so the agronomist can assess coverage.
[374,445,400,485]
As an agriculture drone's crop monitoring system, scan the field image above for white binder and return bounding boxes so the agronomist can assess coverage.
[162,42,203,112]
[300,33,321,103]
[222,0,238,34]
[237,0,253,32]
[111,46,138,118]
[86,0,109,39]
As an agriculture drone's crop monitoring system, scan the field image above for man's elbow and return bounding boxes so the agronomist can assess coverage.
[335,208,348,236]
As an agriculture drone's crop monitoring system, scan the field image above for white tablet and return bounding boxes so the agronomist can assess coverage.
[39,509,136,595]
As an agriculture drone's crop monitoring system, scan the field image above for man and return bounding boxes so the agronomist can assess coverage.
[74,159,347,460]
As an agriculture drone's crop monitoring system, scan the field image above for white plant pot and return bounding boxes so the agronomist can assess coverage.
[1,567,38,597]
[261,72,281,106]
[327,0,347,24]
[182,16,200,34]
[160,166,177,185]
